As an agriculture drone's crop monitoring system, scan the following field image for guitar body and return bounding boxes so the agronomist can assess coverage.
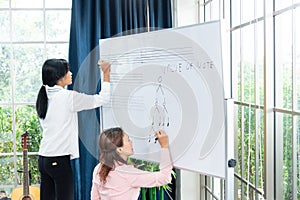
[11,186,40,200]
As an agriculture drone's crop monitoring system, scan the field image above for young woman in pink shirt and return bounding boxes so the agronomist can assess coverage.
[91,127,173,200]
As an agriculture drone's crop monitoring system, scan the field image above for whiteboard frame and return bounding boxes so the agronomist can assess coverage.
[98,20,235,200]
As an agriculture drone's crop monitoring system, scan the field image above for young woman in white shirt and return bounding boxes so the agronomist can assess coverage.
[36,58,110,200]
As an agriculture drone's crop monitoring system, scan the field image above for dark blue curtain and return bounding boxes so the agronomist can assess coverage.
[68,0,172,199]
[148,0,172,29]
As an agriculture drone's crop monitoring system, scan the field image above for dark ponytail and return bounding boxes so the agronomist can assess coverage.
[36,59,70,119]
[36,85,48,119]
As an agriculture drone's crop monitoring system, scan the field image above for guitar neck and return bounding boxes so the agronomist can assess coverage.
[23,149,30,196]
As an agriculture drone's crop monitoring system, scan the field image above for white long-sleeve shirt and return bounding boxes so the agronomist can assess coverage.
[38,82,110,159]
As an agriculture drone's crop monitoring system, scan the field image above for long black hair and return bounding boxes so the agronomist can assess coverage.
[36,59,70,119]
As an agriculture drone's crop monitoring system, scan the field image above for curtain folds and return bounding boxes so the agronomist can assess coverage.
[148,0,172,29]
[68,0,172,199]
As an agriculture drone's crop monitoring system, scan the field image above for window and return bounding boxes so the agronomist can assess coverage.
[0,0,71,195]
[274,3,300,199]
[176,0,300,199]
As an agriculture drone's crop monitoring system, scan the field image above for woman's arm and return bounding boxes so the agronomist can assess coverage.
[69,82,110,112]
[69,60,111,112]
[116,148,173,188]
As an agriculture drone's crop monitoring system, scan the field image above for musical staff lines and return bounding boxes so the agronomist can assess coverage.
[101,46,195,65]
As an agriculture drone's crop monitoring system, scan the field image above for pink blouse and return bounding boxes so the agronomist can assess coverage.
[90,148,173,200]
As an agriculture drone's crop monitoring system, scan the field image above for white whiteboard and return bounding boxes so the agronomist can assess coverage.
[100,21,226,178]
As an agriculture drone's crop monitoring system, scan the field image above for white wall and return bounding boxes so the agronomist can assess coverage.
[181,170,201,200]
[176,0,199,27]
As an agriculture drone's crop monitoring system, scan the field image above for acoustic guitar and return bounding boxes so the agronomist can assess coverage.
[11,132,40,200]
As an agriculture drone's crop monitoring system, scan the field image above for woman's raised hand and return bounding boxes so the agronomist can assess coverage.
[98,59,111,74]
[98,59,110,82]
[155,130,169,148]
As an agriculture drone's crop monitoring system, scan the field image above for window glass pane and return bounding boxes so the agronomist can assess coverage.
[45,43,69,59]
[11,0,43,8]
[15,107,41,186]
[243,106,256,198]
[242,1,254,24]
[46,11,71,41]
[0,156,17,192]
[16,105,41,134]
[257,109,264,191]
[204,2,219,22]
[237,105,259,198]
[3,155,40,195]
[27,155,40,185]
[256,21,264,106]
[256,0,264,20]
[0,44,11,103]
[14,105,41,187]
[13,44,44,103]
[0,106,13,153]
[205,3,211,21]
[276,113,293,200]
[212,177,222,198]
[45,0,72,9]
[211,0,219,21]
[1,155,40,194]
[15,106,42,153]
[12,11,44,42]
[237,105,244,177]
[296,8,300,111]
[0,11,10,42]
[241,25,255,103]
[275,12,293,109]
[0,0,9,8]
[275,0,293,11]
[231,0,241,28]
[177,0,198,26]
[231,29,240,98]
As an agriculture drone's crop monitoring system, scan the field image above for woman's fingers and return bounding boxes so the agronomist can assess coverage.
[98,59,111,73]
[154,130,164,137]
[155,130,169,148]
